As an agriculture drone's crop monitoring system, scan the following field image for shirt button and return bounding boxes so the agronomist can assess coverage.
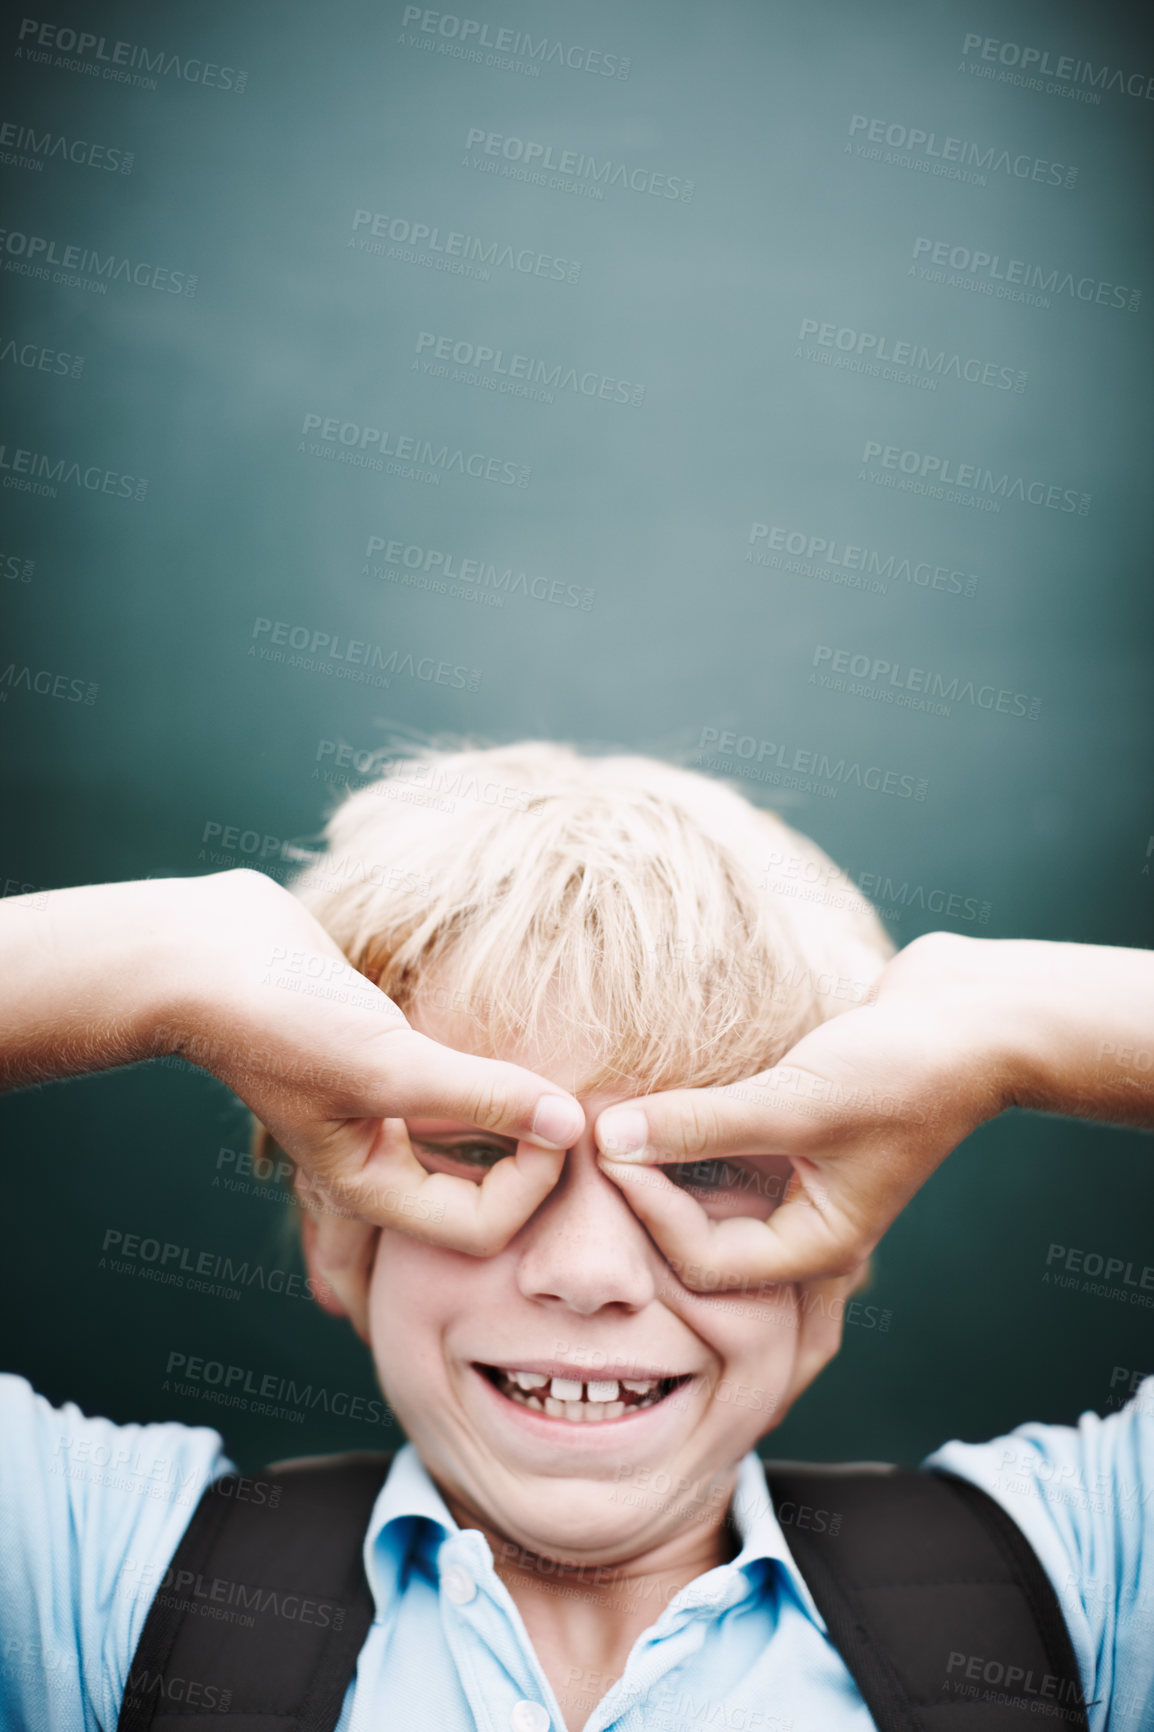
[510,1703,550,1732]
[442,1563,476,1604]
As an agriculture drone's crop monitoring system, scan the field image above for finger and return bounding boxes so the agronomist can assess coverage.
[312,1117,567,1256]
[324,1024,585,1151]
[594,1069,843,1167]
[599,1154,872,1287]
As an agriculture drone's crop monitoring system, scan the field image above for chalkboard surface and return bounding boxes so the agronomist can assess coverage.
[1,0,1150,1470]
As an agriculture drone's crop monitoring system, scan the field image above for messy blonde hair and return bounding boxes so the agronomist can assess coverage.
[288,741,893,1095]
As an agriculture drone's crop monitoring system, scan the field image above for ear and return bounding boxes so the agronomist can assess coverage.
[298,1201,378,1345]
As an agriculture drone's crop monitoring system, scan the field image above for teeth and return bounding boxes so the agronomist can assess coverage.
[492,1366,677,1422]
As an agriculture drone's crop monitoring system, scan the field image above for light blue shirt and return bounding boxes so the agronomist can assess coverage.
[1,1371,1151,1731]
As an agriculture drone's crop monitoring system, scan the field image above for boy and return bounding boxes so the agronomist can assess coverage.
[1,742,1151,1731]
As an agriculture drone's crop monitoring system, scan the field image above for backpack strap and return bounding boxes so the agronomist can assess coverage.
[117,1450,393,1732]
[761,1460,1092,1731]
[120,1449,1092,1732]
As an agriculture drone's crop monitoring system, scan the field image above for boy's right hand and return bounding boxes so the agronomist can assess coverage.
[1,872,584,1298]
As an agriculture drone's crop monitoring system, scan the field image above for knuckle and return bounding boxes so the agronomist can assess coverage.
[826,1245,868,1279]
[460,1221,505,1258]
[672,1097,721,1160]
[463,1078,513,1135]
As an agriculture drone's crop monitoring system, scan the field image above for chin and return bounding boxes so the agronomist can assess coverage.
[482,1480,701,1566]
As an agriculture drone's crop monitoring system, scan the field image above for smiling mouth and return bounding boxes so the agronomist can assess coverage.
[477,1365,692,1422]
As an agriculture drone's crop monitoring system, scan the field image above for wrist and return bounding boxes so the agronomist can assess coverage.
[893,931,1133,1121]
[95,875,216,1064]
[146,868,296,1068]
[887,932,1056,1119]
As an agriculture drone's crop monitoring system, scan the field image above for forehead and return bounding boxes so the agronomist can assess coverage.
[405,991,648,1107]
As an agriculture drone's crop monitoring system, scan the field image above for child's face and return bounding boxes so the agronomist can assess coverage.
[363,1003,848,1566]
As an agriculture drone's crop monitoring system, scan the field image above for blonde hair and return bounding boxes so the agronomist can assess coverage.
[288,741,893,1095]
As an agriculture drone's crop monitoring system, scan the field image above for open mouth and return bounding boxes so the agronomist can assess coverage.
[477,1365,692,1423]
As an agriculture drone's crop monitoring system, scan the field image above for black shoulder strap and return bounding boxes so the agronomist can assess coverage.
[117,1450,393,1732]
[761,1460,1092,1731]
[121,1450,1092,1732]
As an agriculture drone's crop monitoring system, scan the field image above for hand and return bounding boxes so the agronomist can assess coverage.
[1,871,584,1318]
[592,933,1021,1289]
[170,873,587,1267]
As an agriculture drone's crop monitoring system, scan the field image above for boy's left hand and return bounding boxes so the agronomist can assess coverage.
[592,933,1009,1290]
[593,930,1154,1290]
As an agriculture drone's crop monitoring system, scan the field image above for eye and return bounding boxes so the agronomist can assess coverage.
[657,1156,793,1220]
[660,1158,759,1195]
[409,1137,515,1179]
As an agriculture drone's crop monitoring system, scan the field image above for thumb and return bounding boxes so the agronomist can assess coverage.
[327,1025,586,1151]
[593,1066,843,1166]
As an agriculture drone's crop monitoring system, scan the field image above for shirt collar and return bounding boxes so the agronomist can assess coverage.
[730,1450,829,1630]
[363,1442,827,1632]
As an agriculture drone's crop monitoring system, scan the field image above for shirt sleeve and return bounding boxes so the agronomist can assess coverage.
[0,1372,235,1732]
[923,1376,1154,1732]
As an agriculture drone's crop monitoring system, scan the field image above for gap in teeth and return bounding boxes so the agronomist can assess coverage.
[493,1368,670,1419]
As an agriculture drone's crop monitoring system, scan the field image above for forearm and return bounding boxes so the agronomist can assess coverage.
[0,877,196,1088]
[931,934,1154,1128]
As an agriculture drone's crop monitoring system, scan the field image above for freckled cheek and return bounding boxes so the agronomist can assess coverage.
[367,1232,460,1409]
[673,1294,802,1426]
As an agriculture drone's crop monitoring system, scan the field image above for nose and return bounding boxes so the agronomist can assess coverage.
[512,1133,660,1316]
